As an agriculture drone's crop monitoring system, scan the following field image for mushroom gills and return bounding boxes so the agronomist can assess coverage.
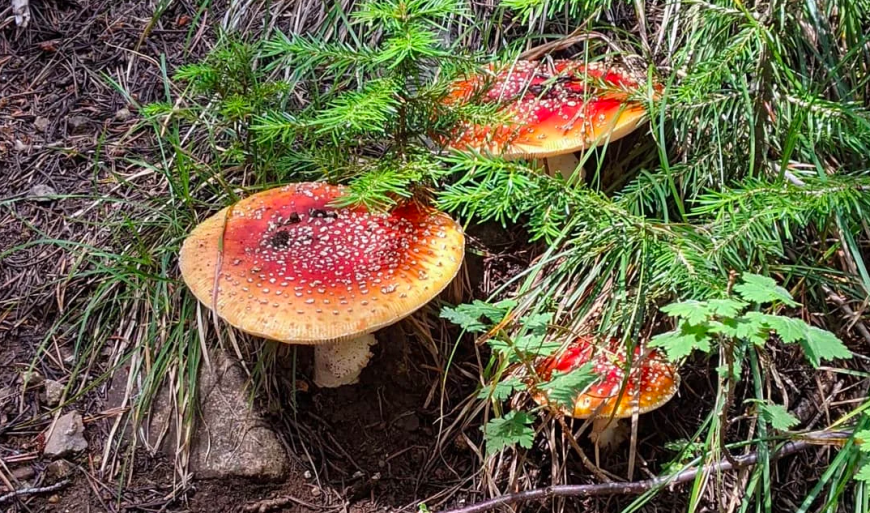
[314,333,378,388]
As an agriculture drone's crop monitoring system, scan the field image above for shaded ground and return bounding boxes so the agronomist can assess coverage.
[1,1,865,513]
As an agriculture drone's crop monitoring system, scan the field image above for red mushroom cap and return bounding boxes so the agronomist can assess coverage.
[444,60,652,159]
[534,336,679,418]
[179,183,465,344]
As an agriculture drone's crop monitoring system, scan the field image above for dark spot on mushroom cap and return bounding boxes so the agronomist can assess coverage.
[269,230,290,249]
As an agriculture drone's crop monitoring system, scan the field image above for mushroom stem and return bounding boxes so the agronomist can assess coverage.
[313,334,378,388]
[589,417,628,466]
[542,153,583,181]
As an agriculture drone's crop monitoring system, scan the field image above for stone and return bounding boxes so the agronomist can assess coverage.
[67,115,90,134]
[45,459,74,480]
[20,370,43,388]
[43,412,88,458]
[114,108,131,121]
[34,116,50,132]
[11,466,35,481]
[42,380,64,406]
[28,184,58,202]
[191,354,289,480]
[144,351,290,480]
[394,413,420,432]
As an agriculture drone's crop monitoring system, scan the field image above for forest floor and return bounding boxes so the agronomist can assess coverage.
[2,5,498,511]
[1,1,865,513]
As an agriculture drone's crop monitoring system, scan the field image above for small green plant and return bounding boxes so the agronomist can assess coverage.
[855,428,870,482]
[442,300,597,454]
[650,272,851,367]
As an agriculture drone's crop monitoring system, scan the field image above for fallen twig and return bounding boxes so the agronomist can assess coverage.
[0,479,70,504]
[243,494,329,512]
[438,438,824,513]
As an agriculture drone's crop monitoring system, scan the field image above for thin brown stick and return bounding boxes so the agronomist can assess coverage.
[820,284,870,344]
[438,439,818,513]
[0,480,71,504]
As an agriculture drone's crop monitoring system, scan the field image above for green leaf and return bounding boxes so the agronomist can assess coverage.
[650,323,712,360]
[799,325,852,368]
[855,463,870,482]
[477,377,526,401]
[440,299,517,333]
[488,333,561,360]
[482,411,535,455]
[854,430,870,452]
[440,306,488,333]
[757,402,800,431]
[708,317,767,346]
[513,333,562,357]
[743,312,850,366]
[745,312,805,343]
[539,364,596,409]
[733,273,799,307]
[706,298,748,317]
[522,312,553,335]
[660,300,712,325]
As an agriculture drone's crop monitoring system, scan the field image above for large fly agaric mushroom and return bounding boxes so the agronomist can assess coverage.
[534,336,679,457]
[179,182,465,388]
[444,59,652,178]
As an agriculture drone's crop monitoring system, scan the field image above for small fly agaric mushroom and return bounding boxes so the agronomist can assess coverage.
[534,336,679,459]
[444,59,652,179]
[179,182,465,388]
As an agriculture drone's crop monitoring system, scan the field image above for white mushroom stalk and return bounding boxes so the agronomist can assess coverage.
[313,334,378,388]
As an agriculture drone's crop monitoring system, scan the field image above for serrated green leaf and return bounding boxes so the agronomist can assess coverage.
[660,300,711,325]
[522,312,553,335]
[745,312,805,343]
[482,411,535,455]
[855,463,870,482]
[854,430,870,452]
[487,333,560,361]
[514,333,562,357]
[706,298,748,317]
[482,300,519,322]
[757,402,799,431]
[440,299,517,333]
[734,273,799,307]
[707,317,767,346]
[477,377,526,401]
[742,313,850,366]
[487,337,511,354]
[800,325,852,367]
[734,317,768,345]
[650,323,712,360]
[440,305,488,333]
[539,364,596,409]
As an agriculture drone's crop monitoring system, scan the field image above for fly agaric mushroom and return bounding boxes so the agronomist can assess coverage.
[444,59,651,179]
[534,336,679,458]
[179,182,465,388]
